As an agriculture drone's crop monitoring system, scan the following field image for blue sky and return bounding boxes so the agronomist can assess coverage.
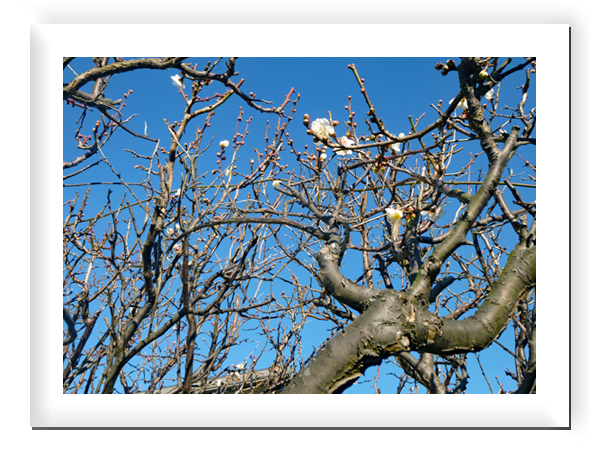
[64,57,536,394]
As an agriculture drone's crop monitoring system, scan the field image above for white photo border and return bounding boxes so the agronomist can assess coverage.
[34,23,569,429]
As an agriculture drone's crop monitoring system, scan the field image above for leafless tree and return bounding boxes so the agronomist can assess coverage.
[63,57,536,394]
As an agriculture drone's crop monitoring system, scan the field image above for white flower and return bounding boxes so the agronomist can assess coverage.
[421,205,446,222]
[249,159,254,165]
[174,243,182,255]
[450,97,469,111]
[171,75,184,89]
[485,89,494,100]
[224,169,232,177]
[390,134,405,153]
[216,379,223,387]
[385,208,403,222]
[272,180,281,188]
[219,140,229,149]
[320,152,327,161]
[166,228,174,236]
[175,223,180,231]
[234,363,246,370]
[339,136,355,147]
[310,118,335,141]
[335,136,355,156]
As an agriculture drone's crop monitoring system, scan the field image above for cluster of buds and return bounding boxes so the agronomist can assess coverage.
[373,154,387,174]
[404,206,417,224]
[75,132,92,147]
[435,59,456,76]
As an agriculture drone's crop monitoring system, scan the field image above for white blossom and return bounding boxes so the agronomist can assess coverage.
[166,228,174,236]
[310,118,335,141]
[485,89,494,100]
[339,136,355,147]
[385,208,403,222]
[171,75,184,89]
[320,152,327,161]
[219,140,229,149]
[336,136,355,156]
[175,223,180,231]
[272,180,281,188]
[390,133,406,153]
[224,169,232,177]
[421,205,446,223]
[450,97,469,111]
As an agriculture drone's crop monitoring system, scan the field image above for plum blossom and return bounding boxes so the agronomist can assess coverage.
[390,133,405,153]
[336,136,355,156]
[310,118,335,141]
[272,180,281,188]
[320,152,327,161]
[220,140,229,149]
[421,204,446,223]
[385,207,403,222]
[450,97,469,111]
[171,75,184,90]
[386,207,403,241]
[485,89,494,100]
[339,136,355,146]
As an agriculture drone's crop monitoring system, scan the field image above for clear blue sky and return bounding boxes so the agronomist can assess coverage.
[64,57,536,394]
